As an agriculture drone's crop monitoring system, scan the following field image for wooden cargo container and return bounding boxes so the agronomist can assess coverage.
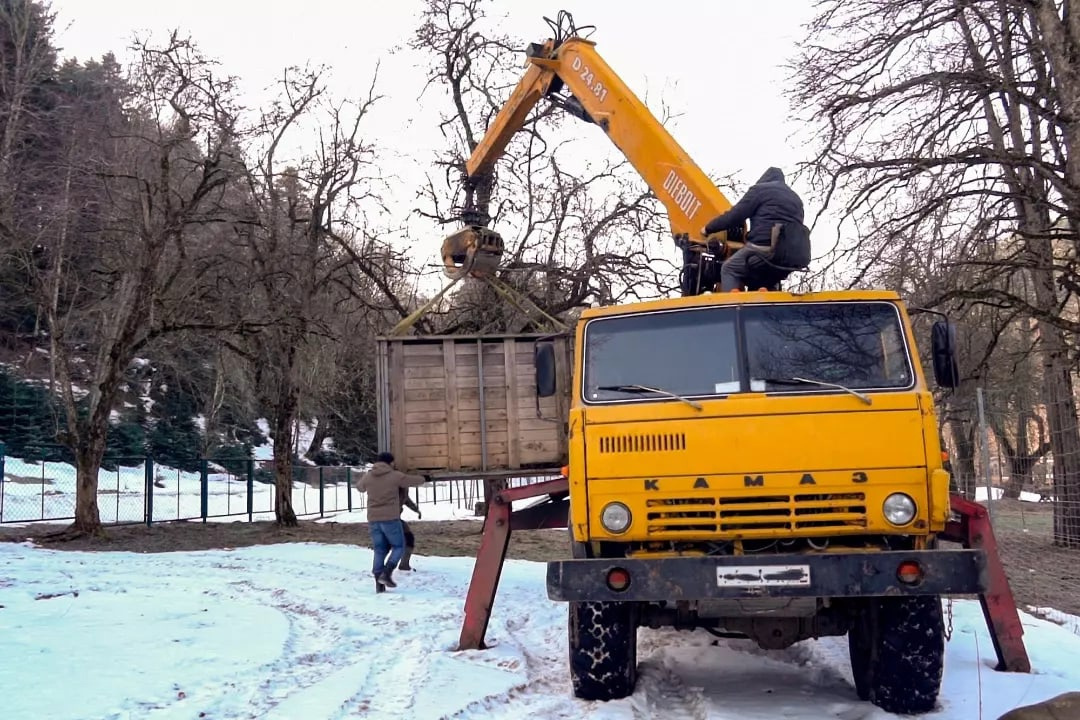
[375,334,573,473]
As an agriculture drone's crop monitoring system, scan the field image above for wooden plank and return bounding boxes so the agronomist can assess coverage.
[399,353,456,368]
[458,387,508,401]
[404,377,450,391]
[405,421,449,436]
[461,449,510,468]
[459,430,509,443]
[404,387,447,402]
[405,409,450,423]
[395,343,447,357]
[444,339,461,470]
[403,365,460,379]
[504,338,521,468]
[405,435,449,451]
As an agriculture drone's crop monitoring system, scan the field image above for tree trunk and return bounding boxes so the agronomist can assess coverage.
[272,357,300,526]
[72,430,107,535]
[1039,334,1080,548]
[1003,455,1038,500]
[306,416,330,458]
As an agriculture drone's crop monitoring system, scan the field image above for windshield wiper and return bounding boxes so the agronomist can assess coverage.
[758,376,872,405]
[597,384,704,411]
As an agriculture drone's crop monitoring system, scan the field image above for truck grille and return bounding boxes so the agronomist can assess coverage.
[597,432,686,454]
[645,493,868,535]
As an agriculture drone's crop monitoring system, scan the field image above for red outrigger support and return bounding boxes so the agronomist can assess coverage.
[942,493,1031,672]
[456,483,1031,673]
[458,477,570,650]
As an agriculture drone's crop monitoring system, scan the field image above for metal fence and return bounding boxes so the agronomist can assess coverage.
[941,387,1080,623]
[0,446,559,527]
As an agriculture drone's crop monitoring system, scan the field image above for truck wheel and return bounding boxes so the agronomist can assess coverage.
[846,607,872,701]
[568,600,638,701]
[849,596,944,715]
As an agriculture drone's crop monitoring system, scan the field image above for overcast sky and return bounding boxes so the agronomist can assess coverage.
[50,1,825,291]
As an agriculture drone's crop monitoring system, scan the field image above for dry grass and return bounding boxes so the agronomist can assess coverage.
[0,518,569,563]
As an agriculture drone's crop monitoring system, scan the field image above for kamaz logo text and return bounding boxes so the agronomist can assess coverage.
[662,169,703,221]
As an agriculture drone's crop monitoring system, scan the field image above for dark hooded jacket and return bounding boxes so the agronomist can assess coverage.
[703,167,804,247]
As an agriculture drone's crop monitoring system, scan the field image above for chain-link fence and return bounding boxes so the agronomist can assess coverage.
[0,445,562,527]
[941,387,1080,624]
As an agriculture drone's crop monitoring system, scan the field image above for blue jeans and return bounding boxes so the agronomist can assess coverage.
[370,520,406,575]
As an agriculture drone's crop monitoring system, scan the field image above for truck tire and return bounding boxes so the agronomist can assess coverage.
[847,607,872,701]
[848,596,945,715]
[568,600,638,701]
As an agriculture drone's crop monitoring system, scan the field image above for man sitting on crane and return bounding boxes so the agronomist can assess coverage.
[702,167,808,292]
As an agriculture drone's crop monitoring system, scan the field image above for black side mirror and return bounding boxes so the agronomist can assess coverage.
[535,341,557,397]
[931,320,960,388]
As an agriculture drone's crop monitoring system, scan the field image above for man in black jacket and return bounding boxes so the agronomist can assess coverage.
[702,167,805,291]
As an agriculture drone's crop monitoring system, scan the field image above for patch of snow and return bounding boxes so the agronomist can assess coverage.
[973,487,1047,503]
[1,543,1079,719]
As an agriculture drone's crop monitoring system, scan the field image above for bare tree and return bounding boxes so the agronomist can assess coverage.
[793,0,1080,546]
[232,65,391,525]
[21,33,258,536]
[410,0,676,331]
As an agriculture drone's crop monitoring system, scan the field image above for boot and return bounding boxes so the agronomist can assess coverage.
[374,572,386,593]
[400,547,414,571]
[377,564,398,589]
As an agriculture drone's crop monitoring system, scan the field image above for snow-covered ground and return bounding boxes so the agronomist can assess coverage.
[2,539,1080,720]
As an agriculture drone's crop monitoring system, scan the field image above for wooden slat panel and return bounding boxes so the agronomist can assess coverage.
[380,334,573,473]
[444,339,461,470]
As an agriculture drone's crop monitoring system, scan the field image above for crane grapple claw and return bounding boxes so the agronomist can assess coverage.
[441,226,505,279]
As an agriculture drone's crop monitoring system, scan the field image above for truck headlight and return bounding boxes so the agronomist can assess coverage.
[883,493,916,526]
[600,502,632,534]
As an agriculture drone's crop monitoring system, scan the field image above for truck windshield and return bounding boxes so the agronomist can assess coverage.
[744,303,913,392]
[583,302,913,404]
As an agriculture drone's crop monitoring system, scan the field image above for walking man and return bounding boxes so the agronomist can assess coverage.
[356,452,428,592]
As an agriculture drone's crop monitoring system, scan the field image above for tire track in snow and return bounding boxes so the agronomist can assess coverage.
[438,613,586,720]
[629,658,710,720]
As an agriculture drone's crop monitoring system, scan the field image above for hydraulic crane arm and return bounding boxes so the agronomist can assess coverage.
[441,20,745,296]
[468,37,734,243]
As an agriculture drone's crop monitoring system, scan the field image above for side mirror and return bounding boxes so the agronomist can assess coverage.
[535,341,557,397]
[930,320,960,388]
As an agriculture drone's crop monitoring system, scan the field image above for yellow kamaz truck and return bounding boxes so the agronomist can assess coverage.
[533,288,978,715]
[437,13,988,715]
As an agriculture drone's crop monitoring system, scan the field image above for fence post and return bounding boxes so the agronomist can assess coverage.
[346,467,352,512]
[200,458,209,523]
[247,459,254,522]
[0,441,5,522]
[144,456,154,527]
[319,467,325,518]
[976,387,995,520]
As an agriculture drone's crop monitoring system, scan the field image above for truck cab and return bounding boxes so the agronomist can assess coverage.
[536,288,983,715]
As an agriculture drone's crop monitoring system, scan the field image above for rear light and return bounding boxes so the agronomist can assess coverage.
[606,567,631,592]
[897,560,924,585]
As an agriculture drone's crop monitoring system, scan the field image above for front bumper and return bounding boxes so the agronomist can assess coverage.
[546,549,986,602]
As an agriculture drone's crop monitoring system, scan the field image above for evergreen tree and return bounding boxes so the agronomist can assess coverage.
[147,368,202,472]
